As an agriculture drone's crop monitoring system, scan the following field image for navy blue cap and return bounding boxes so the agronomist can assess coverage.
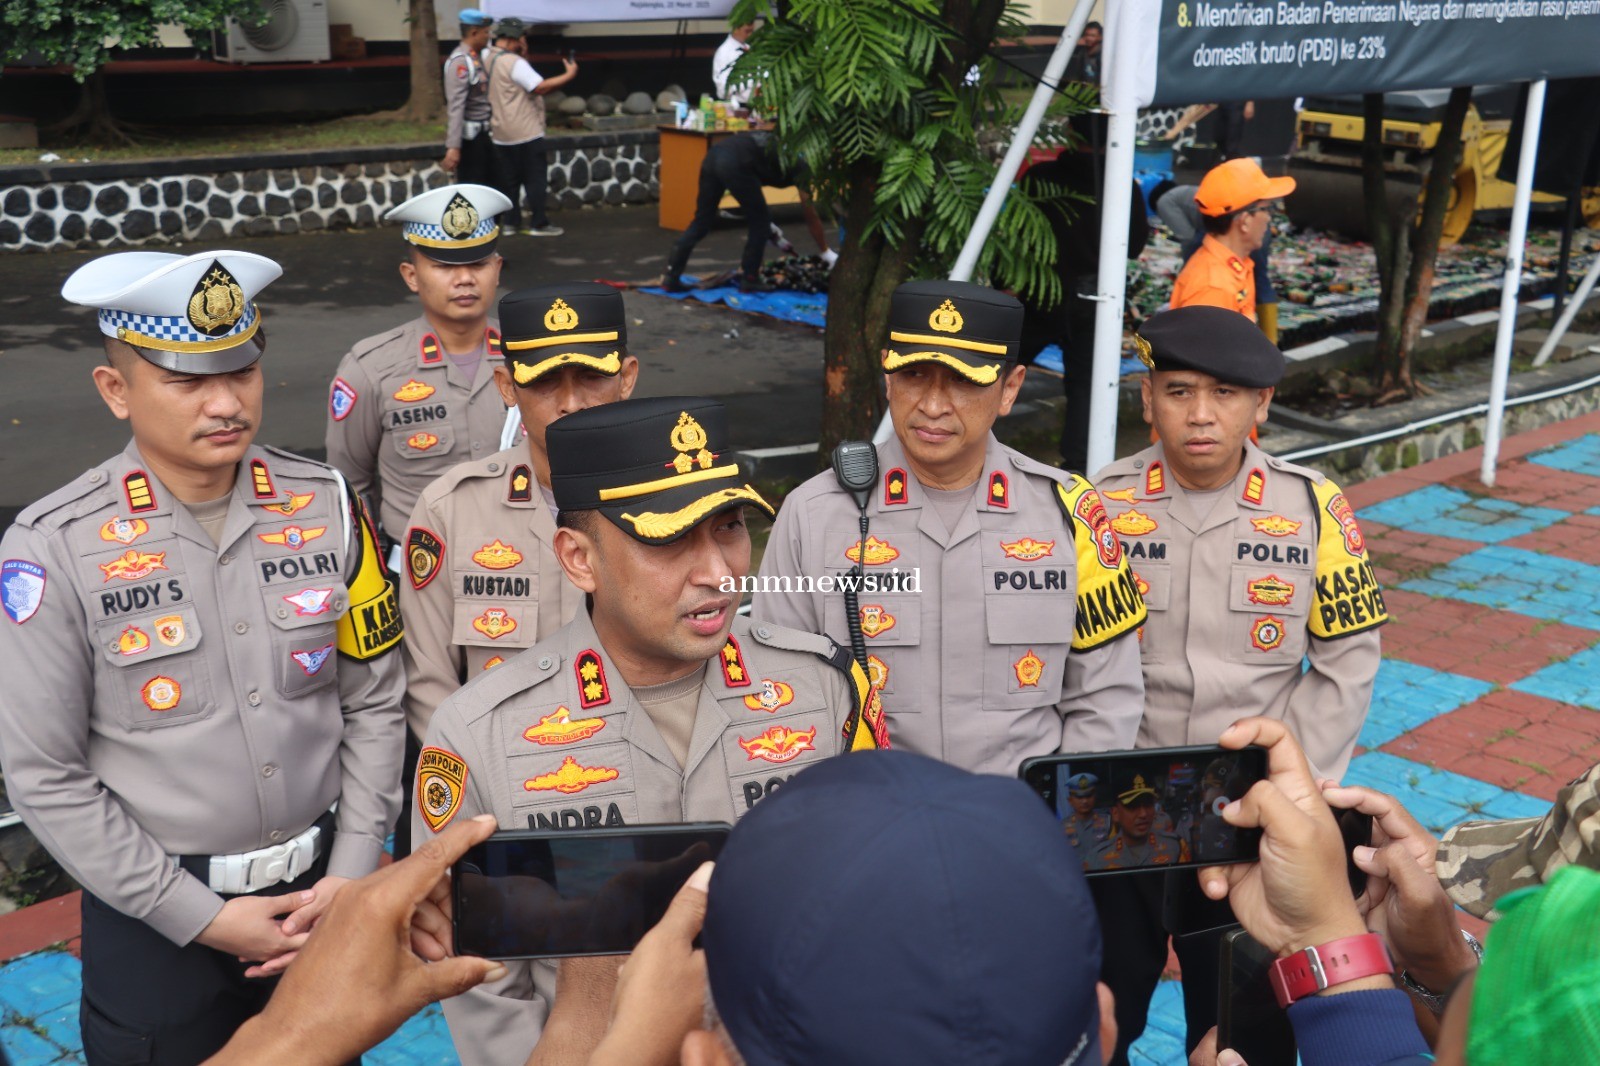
[703,750,1103,1066]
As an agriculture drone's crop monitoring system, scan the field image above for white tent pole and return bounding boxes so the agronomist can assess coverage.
[871,0,1093,445]
[1482,79,1547,487]
[1084,104,1136,476]
[1532,250,1600,367]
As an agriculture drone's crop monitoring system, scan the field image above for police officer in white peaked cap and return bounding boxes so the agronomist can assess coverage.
[0,250,405,1063]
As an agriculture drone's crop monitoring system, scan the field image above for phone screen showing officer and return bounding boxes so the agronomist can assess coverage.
[453,823,730,959]
[1020,746,1267,877]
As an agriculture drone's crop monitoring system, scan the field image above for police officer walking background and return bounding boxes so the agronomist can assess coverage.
[441,9,496,187]
[417,397,877,1066]
[0,251,405,1063]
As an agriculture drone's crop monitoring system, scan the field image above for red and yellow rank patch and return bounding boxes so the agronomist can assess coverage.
[417,746,467,832]
[524,706,606,746]
[124,471,157,513]
[1013,649,1044,688]
[1250,616,1287,652]
[738,724,817,764]
[1110,508,1158,536]
[250,459,275,500]
[472,540,523,570]
[525,755,619,795]
[1000,537,1055,561]
[393,379,437,403]
[743,679,795,713]
[845,536,900,566]
[988,471,1009,508]
[576,649,611,709]
[141,675,180,711]
[1243,467,1266,505]
[471,608,517,640]
[883,468,909,506]
[859,604,896,638]
[1247,575,1295,606]
[1145,462,1165,496]
[1251,515,1302,537]
[99,549,167,582]
[720,636,750,687]
[99,516,148,545]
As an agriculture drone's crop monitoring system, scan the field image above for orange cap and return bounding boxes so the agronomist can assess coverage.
[1194,158,1296,217]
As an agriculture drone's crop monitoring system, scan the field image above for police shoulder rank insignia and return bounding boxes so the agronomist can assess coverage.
[250,459,275,500]
[1250,615,1286,652]
[525,754,618,794]
[988,471,1009,508]
[117,626,150,656]
[859,604,896,637]
[524,706,606,746]
[330,377,357,422]
[258,525,326,551]
[743,678,795,713]
[1000,536,1055,561]
[188,263,246,335]
[2,560,46,625]
[393,379,436,403]
[1013,649,1045,688]
[486,328,502,356]
[407,527,444,590]
[263,492,314,518]
[417,746,467,832]
[720,635,750,687]
[1243,468,1266,505]
[844,535,899,566]
[141,675,181,712]
[472,540,522,570]
[1251,514,1302,537]
[1110,509,1158,537]
[100,549,168,582]
[508,464,534,503]
[738,724,817,764]
[419,333,443,365]
[124,471,158,513]
[154,614,186,646]
[292,643,335,675]
[883,467,909,507]
[576,649,611,708]
[1247,575,1295,606]
[284,588,334,617]
[99,516,149,545]
[1145,462,1165,496]
[407,432,441,452]
[471,608,517,640]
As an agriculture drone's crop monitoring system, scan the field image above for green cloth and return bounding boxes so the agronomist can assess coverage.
[1468,864,1600,1064]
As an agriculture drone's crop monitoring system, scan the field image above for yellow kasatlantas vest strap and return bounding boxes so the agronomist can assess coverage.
[337,497,404,660]
[1307,478,1389,639]
[1054,476,1147,651]
[839,655,889,750]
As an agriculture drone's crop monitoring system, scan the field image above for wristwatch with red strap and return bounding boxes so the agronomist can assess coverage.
[1269,933,1394,1008]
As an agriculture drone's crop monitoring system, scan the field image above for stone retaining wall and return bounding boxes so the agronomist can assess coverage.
[0,132,661,254]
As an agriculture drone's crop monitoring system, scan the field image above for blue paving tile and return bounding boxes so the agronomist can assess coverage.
[30,1001,78,1056]
[1401,546,1600,631]
[1359,659,1495,748]
[1358,484,1569,543]
[1129,980,1188,1065]
[0,1020,64,1066]
[370,1005,460,1065]
[1528,434,1600,476]
[1343,752,1549,835]
[0,953,81,1016]
[1512,644,1600,711]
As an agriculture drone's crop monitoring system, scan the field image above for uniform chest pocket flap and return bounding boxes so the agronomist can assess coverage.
[94,606,214,729]
[390,420,455,461]
[454,597,537,650]
[1127,564,1170,612]
[983,594,1072,701]
[267,588,346,697]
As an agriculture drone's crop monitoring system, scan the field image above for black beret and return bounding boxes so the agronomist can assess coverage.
[883,280,1023,385]
[499,282,628,386]
[1134,306,1285,388]
[548,396,774,544]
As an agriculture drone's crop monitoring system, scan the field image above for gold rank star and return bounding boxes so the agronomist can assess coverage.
[723,644,740,663]
[727,663,745,683]
[584,681,604,702]
[580,661,601,682]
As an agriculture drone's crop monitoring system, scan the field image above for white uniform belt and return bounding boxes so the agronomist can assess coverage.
[205,821,324,895]
[387,541,403,575]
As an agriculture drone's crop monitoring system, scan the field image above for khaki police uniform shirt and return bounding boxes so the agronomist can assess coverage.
[0,442,405,946]
[753,433,1147,775]
[443,42,491,151]
[1093,440,1387,779]
[399,448,585,739]
[325,316,507,537]
[415,611,870,1066]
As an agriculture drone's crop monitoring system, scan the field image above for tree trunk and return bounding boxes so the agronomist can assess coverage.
[819,163,892,457]
[402,0,445,123]
[42,70,132,146]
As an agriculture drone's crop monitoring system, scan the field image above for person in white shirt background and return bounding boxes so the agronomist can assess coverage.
[712,19,759,109]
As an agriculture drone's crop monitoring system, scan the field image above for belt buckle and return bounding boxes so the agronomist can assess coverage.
[249,842,299,891]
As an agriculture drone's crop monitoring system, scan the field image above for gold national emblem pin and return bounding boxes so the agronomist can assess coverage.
[669,411,715,474]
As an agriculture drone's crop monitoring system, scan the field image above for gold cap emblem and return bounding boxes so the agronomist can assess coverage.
[928,299,964,334]
[544,298,579,332]
[669,411,715,474]
[187,263,246,335]
[440,192,481,239]
[1132,332,1155,370]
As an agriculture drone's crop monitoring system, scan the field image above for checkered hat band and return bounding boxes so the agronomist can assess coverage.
[404,219,498,245]
[98,303,258,345]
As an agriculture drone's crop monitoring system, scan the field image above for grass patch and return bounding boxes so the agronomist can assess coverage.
[0,116,448,167]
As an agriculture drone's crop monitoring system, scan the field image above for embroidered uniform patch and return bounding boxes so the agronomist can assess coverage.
[250,459,275,500]
[99,517,149,545]
[417,747,467,832]
[284,589,334,617]
[1243,468,1266,505]
[1247,575,1295,606]
[406,432,440,451]
[471,608,517,640]
[1000,537,1055,561]
[483,656,504,670]
[1250,616,1287,652]
[738,725,817,764]
[393,379,436,402]
[720,635,750,687]
[884,468,909,506]
[292,644,335,675]
[1,560,46,625]
[525,755,619,795]
[988,471,1009,508]
[1013,649,1044,687]
[1251,515,1302,537]
[576,649,611,708]
[141,676,181,711]
[154,614,185,646]
[407,528,444,590]
[263,493,314,518]
[99,550,167,582]
[859,604,896,637]
[117,626,150,656]
[330,378,357,421]
[844,536,899,566]
[258,525,326,551]
[124,471,157,513]
[508,465,534,503]
[743,679,796,713]
[472,540,522,570]
[524,707,606,746]
[1111,509,1158,536]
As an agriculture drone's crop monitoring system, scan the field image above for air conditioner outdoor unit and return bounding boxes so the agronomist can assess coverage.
[216,0,331,63]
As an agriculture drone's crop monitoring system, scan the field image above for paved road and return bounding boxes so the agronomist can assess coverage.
[0,205,870,511]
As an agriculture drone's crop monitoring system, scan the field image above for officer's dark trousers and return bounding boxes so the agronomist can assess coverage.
[457,129,496,189]
[1019,275,1100,474]
[79,854,332,1065]
[495,136,550,231]
[665,151,770,284]
[1093,873,1229,1066]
